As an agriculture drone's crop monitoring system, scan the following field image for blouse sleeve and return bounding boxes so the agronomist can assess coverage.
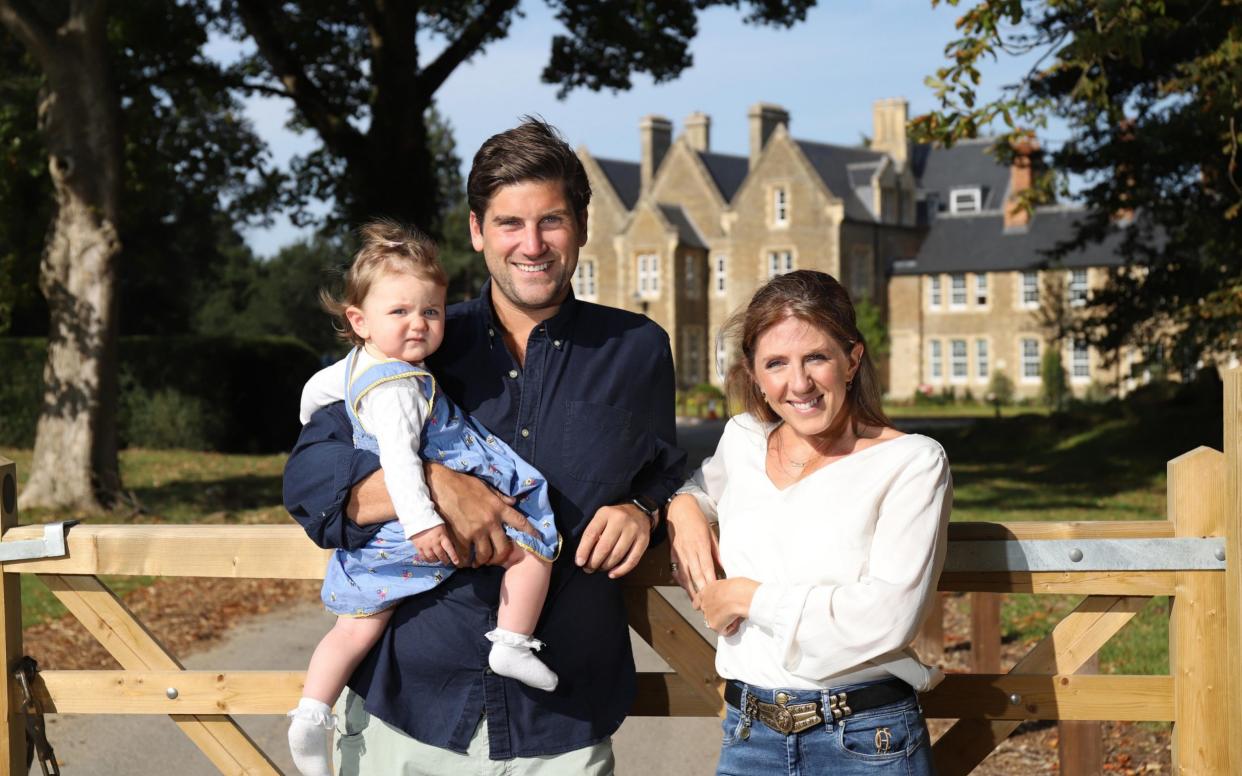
[358,380,442,539]
[746,442,952,682]
[674,419,736,523]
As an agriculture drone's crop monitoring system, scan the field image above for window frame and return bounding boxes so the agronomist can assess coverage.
[975,338,989,380]
[929,339,943,381]
[950,273,967,309]
[772,186,789,227]
[1069,268,1088,307]
[974,273,989,306]
[928,275,942,309]
[950,338,968,382]
[713,254,727,296]
[950,187,982,214]
[1021,337,1041,383]
[767,250,794,280]
[636,253,660,299]
[1021,270,1039,308]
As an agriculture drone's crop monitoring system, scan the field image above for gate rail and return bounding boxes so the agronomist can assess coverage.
[1,367,1239,774]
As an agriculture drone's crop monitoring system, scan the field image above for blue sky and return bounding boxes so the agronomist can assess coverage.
[228,1,1052,257]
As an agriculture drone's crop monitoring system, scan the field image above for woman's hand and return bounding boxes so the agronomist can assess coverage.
[698,577,759,635]
[666,494,721,601]
[411,524,461,567]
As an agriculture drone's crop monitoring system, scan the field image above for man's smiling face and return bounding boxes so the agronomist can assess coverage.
[470,179,587,314]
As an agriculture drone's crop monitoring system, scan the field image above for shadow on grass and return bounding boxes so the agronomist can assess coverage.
[928,399,1221,510]
[126,473,283,521]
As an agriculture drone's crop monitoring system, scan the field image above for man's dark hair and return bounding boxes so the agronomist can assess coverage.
[467,117,591,221]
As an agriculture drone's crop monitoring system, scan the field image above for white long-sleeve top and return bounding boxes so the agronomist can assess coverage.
[299,350,442,539]
[679,414,952,691]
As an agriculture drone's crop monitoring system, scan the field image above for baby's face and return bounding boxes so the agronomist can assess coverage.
[350,272,446,364]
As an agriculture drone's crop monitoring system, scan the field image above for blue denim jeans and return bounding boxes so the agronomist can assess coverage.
[716,680,935,776]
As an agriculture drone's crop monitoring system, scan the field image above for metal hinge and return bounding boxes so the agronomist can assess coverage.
[0,520,77,563]
[16,656,59,776]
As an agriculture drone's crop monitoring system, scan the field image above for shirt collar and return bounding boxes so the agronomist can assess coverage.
[477,278,580,348]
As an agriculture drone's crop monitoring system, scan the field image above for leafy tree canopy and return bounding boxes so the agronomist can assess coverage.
[213,0,816,235]
[912,0,1242,370]
[0,2,281,336]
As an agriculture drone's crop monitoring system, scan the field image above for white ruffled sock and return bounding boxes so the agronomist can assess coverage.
[287,697,336,776]
[486,628,559,692]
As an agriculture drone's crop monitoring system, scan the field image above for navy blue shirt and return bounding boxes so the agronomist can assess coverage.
[283,283,686,758]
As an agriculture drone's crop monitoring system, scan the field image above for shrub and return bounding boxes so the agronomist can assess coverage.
[1040,347,1069,411]
[0,336,319,452]
[987,370,1015,405]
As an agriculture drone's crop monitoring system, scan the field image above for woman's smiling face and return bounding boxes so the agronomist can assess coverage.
[751,315,862,439]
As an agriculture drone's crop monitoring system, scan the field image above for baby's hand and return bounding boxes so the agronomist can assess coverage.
[412,524,460,567]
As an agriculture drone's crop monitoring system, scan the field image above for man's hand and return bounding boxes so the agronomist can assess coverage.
[576,503,652,579]
[425,463,538,567]
[411,524,461,567]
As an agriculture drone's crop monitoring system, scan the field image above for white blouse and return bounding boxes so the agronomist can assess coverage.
[679,414,952,691]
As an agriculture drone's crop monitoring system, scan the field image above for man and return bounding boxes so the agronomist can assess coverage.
[283,118,686,774]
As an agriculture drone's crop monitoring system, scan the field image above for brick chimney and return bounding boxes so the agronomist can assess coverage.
[1004,135,1040,229]
[748,103,789,170]
[871,98,909,167]
[685,111,710,152]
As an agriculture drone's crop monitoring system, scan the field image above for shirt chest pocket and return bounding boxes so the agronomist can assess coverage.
[562,401,643,485]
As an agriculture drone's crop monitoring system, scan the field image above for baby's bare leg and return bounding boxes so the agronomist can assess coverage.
[486,546,558,692]
[303,609,393,704]
[497,545,552,635]
[290,609,392,776]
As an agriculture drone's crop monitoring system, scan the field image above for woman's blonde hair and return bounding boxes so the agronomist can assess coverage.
[724,270,890,435]
[321,219,448,346]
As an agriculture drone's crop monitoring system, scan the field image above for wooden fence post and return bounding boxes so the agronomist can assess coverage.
[971,591,1001,673]
[1057,653,1102,775]
[1224,367,1242,775]
[0,458,26,773]
[1169,445,1228,774]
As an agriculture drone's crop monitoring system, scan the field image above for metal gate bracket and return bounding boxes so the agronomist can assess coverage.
[944,537,1226,573]
[0,520,78,563]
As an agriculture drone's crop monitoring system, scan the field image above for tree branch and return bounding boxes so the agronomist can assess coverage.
[416,0,519,102]
[234,0,366,160]
[0,0,57,64]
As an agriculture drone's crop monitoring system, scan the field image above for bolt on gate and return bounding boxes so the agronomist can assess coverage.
[2,368,1240,775]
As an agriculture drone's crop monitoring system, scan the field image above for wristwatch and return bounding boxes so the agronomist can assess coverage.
[631,494,662,531]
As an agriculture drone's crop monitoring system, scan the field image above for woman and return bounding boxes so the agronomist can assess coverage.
[668,270,951,775]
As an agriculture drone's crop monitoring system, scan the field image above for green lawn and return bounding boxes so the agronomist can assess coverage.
[2,394,1224,673]
[883,402,1050,419]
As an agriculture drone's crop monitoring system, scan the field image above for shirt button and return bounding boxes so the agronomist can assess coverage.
[509,369,519,378]
[521,428,530,438]
[488,327,495,337]
[553,339,562,348]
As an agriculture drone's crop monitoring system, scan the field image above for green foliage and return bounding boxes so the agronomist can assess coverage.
[216,1,816,232]
[0,337,319,452]
[987,370,1015,405]
[1040,347,1069,410]
[913,0,1242,369]
[853,298,890,359]
[0,5,280,338]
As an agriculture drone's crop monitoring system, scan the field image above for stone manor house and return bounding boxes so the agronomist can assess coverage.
[572,99,1127,400]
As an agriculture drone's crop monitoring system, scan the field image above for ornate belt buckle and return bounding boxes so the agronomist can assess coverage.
[755,693,824,735]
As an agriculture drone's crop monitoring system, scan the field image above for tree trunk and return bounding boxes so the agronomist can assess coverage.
[2,1,123,512]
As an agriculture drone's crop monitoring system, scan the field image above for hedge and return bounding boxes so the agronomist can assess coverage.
[0,336,322,452]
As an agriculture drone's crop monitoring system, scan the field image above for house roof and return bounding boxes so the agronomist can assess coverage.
[910,138,1011,214]
[697,151,748,202]
[795,140,888,222]
[594,157,641,210]
[895,207,1126,275]
[657,204,709,249]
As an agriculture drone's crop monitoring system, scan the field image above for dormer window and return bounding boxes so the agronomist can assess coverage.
[950,187,982,214]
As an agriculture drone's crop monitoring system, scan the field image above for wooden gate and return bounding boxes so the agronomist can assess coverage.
[2,368,1239,774]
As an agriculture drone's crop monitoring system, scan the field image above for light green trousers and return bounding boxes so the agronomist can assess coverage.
[334,689,616,776]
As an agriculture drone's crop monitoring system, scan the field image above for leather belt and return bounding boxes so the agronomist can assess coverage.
[724,679,913,736]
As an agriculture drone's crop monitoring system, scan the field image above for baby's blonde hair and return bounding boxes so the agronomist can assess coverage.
[322,219,449,347]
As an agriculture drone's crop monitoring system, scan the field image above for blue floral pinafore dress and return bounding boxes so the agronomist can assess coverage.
[321,349,560,617]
